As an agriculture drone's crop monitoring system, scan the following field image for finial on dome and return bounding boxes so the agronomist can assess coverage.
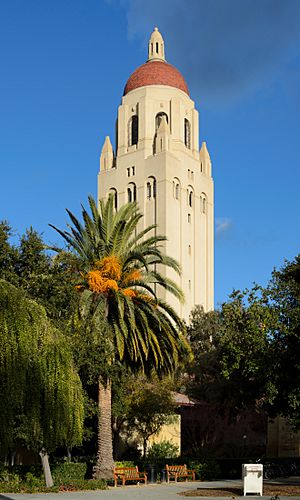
[148,27,165,62]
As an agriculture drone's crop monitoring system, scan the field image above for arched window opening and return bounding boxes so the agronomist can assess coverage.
[184,118,191,149]
[156,42,159,53]
[203,198,206,213]
[189,191,193,208]
[128,183,137,203]
[173,178,180,200]
[147,177,156,200]
[130,115,138,146]
[155,112,168,131]
[109,188,118,211]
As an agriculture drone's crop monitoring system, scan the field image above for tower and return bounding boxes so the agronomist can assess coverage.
[98,28,214,321]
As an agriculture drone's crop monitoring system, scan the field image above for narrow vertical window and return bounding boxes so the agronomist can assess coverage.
[132,166,135,176]
[127,188,132,203]
[203,198,206,213]
[133,184,137,201]
[189,191,193,207]
[131,115,138,146]
[127,167,130,177]
[175,183,179,200]
[147,182,151,199]
[184,118,191,149]
[156,42,159,53]
[188,213,191,223]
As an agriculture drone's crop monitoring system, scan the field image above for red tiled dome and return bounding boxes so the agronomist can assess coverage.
[124,60,189,96]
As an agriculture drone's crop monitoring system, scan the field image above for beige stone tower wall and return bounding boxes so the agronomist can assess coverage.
[98,30,214,322]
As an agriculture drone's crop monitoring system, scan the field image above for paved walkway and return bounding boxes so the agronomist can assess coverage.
[1,478,299,500]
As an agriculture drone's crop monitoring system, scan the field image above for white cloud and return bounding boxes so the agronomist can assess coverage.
[215,218,232,237]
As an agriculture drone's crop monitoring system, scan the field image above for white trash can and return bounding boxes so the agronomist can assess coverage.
[242,463,263,496]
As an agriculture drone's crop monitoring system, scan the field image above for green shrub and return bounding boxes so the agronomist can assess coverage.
[115,461,135,468]
[0,471,21,487]
[189,459,221,480]
[147,441,179,459]
[0,463,107,493]
[52,461,87,483]
[24,472,44,487]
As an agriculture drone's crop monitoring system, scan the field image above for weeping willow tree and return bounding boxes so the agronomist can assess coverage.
[0,279,84,486]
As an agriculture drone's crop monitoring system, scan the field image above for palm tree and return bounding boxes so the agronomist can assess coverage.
[50,195,191,479]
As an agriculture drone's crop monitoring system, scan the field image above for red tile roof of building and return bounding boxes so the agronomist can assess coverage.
[124,60,189,96]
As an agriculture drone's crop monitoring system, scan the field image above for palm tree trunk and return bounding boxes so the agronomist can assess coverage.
[93,377,114,480]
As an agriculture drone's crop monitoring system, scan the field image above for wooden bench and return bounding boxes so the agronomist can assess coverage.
[114,466,147,487]
[165,464,196,482]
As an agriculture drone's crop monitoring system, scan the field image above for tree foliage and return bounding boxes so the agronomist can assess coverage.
[0,222,79,328]
[124,376,177,458]
[111,372,177,459]
[264,255,300,426]
[0,221,19,285]
[0,279,84,455]
[188,254,300,428]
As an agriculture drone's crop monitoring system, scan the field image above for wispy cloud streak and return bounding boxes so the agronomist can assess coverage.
[122,0,300,106]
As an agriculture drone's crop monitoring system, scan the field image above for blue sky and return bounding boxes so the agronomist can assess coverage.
[0,0,299,307]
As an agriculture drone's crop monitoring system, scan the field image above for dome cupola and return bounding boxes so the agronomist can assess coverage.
[123,27,189,96]
[148,27,165,62]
